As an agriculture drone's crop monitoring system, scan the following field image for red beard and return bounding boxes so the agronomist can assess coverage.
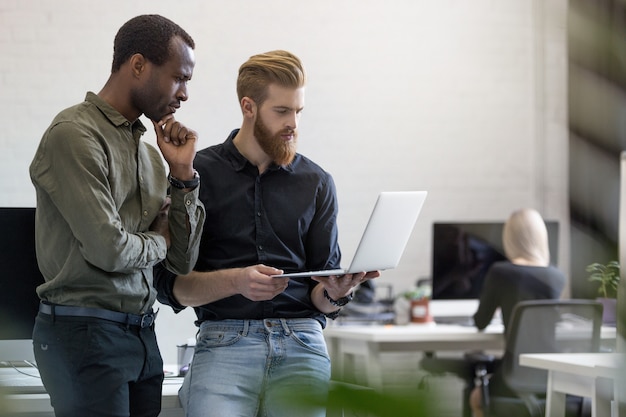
[254,115,297,166]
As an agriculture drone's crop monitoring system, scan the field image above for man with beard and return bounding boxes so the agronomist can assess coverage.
[154,50,379,417]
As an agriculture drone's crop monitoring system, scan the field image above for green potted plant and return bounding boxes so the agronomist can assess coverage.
[586,260,620,325]
[401,284,433,324]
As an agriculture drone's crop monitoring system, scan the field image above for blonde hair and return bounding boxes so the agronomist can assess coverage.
[236,50,306,105]
[502,208,550,266]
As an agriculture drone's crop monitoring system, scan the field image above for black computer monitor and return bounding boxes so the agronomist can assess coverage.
[0,207,44,363]
[431,221,559,300]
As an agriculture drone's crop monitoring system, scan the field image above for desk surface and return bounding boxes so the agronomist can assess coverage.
[519,352,624,417]
[324,322,504,343]
[324,323,616,344]
[519,352,624,377]
[324,323,507,354]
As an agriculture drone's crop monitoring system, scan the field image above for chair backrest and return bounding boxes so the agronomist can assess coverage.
[501,299,602,395]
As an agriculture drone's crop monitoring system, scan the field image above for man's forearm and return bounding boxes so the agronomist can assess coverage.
[172,269,238,307]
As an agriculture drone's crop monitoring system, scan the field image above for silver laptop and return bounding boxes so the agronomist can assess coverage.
[273,191,427,278]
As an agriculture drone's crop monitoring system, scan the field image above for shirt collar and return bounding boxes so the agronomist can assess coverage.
[84,91,147,134]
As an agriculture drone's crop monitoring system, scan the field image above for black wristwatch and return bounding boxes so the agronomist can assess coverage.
[168,170,200,190]
[323,289,353,307]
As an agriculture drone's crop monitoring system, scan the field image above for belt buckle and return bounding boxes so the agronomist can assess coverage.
[140,314,154,328]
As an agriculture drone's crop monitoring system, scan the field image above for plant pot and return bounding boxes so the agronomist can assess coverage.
[597,297,617,326]
[410,298,433,323]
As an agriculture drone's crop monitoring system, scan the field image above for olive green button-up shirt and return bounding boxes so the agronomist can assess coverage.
[29,92,205,314]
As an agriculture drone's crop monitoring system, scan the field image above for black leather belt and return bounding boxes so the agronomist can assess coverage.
[39,302,157,328]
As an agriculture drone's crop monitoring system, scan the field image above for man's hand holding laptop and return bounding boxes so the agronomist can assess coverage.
[311,270,381,310]
[312,270,381,295]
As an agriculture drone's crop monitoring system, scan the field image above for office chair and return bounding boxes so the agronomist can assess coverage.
[468,299,602,417]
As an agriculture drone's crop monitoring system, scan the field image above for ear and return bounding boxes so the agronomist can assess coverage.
[129,53,147,78]
[241,97,256,118]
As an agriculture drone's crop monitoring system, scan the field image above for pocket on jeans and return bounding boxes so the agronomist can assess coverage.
[196,328,242,350]
[289,328,329,359]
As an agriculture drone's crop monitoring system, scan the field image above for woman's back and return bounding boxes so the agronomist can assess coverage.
[473,261,566,331]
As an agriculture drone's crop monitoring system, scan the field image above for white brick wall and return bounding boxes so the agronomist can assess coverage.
[0,0,568,364]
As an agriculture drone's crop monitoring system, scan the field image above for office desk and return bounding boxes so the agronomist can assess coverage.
[519,352,624,417]
[323,323,505,389]
[324,324,617,390]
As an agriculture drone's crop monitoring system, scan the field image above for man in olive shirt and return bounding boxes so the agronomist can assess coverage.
[29,15,205,417]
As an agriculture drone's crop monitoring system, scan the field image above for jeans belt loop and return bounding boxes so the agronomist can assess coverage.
[280,318,291,335]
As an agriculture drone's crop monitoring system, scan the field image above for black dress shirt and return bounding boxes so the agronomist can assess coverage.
[155,129,342,326]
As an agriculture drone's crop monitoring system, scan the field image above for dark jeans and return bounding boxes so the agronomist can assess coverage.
[32,312,164,417]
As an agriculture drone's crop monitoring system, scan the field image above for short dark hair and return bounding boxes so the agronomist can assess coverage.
[111,14,195,73]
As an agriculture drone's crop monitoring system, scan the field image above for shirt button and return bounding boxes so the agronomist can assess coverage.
[258,245,263,251]
[186,200,192,206]
[257,212,261,217]
[143,210,149,216]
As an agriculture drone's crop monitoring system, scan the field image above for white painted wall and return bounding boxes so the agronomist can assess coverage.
[0,0,568,365]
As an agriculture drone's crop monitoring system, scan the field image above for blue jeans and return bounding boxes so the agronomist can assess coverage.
[179,318,331,417]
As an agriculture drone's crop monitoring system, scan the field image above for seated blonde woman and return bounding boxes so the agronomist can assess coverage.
[469,208,565,417]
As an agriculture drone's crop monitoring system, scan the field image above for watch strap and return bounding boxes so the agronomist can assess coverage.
[323,288,353,307]
[168,170,200,190]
